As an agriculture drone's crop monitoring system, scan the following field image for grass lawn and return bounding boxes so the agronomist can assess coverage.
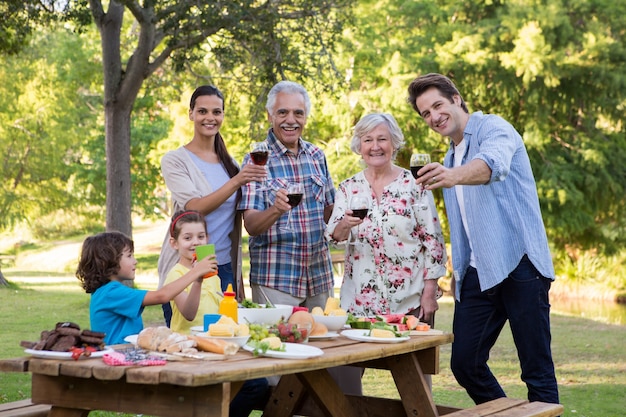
[1,277,625,416]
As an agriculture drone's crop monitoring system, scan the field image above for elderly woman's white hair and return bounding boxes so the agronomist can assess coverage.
[350,113,405,159]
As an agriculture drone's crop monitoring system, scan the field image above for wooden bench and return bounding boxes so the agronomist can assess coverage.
[331,252,344,276]
[0,399,50,417]
[442,397,563,417]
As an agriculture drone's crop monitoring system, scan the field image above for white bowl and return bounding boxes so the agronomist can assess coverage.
[194,333,250,348]
[312,314,348,332]
[237,304,293,325]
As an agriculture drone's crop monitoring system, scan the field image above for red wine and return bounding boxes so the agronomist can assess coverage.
[410,165,424,179]
[287,193,303,207]
[351,208,368,219]
[250,151,269,166]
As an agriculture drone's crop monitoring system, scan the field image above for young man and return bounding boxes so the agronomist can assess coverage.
[407,73,559,405]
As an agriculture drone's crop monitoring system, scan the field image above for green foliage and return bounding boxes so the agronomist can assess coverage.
[0,26,101,230]
[1,0,625,262]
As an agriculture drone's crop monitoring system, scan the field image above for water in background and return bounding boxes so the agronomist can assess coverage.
[551,298,626,325]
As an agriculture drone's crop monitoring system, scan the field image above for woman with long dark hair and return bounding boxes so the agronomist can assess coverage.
[158,85,266,325]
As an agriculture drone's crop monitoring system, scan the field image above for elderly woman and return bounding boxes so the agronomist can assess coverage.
[326,113,447,324]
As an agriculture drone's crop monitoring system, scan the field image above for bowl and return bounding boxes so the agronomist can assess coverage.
[312,314,348,332]
[269,322,312,344]
[237,304,293,325]
[194,333,250,348]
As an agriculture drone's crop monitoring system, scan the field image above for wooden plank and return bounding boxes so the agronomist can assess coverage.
[346,395,405,417]
[491,401,564,417]
[444,398,528,416]
[31,373,229,417]
[0,357,30,373]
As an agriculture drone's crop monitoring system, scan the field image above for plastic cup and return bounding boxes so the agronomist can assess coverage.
[203,314,221,332]
[195,244,215,261]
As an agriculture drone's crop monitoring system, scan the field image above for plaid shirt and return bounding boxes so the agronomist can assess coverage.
[239,129,335,298]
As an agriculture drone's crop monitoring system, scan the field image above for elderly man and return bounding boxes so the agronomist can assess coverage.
[239,80,335,310]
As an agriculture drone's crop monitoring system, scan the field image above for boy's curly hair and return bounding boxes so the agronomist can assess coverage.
[76,232,134,294]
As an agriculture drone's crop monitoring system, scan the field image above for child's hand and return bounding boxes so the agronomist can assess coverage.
[195,255,218,279]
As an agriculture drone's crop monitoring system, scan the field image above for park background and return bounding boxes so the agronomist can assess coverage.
[1,1,625,416]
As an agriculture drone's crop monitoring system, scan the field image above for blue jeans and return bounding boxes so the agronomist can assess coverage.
[230,378,270,417]
[451,256,559,404]
[218,262,236,294]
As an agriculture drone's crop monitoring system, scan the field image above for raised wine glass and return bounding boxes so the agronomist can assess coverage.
[409,153,431,179]
[410,153,431,206]
[250,141,270,190]
[348,195,370,245]
[281,182,304,232]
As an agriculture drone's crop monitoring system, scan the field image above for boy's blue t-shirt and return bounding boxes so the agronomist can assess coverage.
[90,281,148,345]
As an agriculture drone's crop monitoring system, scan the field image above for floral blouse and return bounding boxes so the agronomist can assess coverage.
[326,169,447,316]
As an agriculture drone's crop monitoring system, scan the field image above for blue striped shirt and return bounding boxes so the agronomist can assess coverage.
[238,129,335,298]
[443,112,555,300]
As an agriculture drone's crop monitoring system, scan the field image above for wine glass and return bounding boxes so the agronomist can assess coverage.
[348,195,370,245]
[410,153,431,205]
[250,141,270,190]
[281,182,304,232]
[409,153,431,179]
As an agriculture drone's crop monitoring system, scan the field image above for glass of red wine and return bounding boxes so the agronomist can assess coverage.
[281,182,304,232]
[250,141,270,190]
[410,153,431,206]
[349,195,370,245]
[410,153,431,179]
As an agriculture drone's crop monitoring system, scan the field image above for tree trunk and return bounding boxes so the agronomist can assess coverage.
[0,268,8,286]
[105,105,133,237]
[96,1,152,238]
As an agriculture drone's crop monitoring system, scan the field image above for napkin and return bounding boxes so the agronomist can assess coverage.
[103,350,166,366]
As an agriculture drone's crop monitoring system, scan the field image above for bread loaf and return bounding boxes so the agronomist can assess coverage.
[189,335,239,355]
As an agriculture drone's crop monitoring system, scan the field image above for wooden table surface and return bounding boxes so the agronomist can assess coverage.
[1,331,454,417]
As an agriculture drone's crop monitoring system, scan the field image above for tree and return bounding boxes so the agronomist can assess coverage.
[329,0,626,252]
[5,0,352,237]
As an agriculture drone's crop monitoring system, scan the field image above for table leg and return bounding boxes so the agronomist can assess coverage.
[264,370,358,417]
[386,352,438,417]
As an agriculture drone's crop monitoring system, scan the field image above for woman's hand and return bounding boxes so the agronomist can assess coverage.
[418,279,440,324]
[237,163,268,185]
[332,210,364,241]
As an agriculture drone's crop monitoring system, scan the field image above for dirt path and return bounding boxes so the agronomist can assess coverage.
[12,220,169,273]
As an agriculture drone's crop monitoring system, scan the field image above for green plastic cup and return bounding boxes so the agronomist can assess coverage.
[195,244,215,261]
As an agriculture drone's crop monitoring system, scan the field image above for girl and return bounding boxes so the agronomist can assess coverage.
[164,210,222,334]
[76,231,217,345]
[165,210,271,417]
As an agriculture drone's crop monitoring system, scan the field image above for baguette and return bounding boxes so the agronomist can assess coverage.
[189,335,239,356]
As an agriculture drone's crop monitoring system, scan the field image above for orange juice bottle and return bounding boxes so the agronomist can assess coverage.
[218,284,238,323]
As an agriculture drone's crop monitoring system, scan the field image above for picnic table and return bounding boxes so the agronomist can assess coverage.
[1,330,453,417]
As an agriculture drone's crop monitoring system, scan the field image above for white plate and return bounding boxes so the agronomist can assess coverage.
[309,331,339,340]
[25,347,114,360]
[124,334,138,344]
[243,342,324,359]
[189,326,205,334]
[341,329,410,343]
